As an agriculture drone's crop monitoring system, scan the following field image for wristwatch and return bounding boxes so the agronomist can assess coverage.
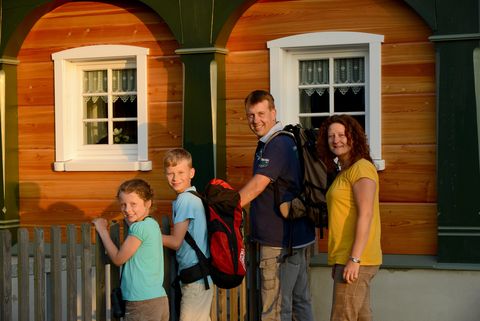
[349,256,361,264]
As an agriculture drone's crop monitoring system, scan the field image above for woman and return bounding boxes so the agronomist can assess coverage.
[317,115,382,321]
[93,179,169,321]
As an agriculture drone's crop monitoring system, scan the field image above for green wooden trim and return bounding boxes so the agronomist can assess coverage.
[474,47,480,176]
[0,219,20,229]
[438,226,480,236]
[401,0,437,30]
[176,47,229,55]
[429,33,480,42]
[0,58,19,65]
[0,63,19,225]
[436,38,480,263]
[179,50,227,188]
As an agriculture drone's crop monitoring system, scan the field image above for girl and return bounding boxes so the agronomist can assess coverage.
[93,179,169,321]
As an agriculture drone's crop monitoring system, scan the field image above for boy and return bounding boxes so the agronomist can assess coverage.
[162,148,213,321]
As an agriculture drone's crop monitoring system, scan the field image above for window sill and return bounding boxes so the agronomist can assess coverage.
[53,160,152,172]
[374,159,385,171]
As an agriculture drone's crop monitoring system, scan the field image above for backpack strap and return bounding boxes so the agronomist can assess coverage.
[182,190,211,290]
[264,129,298,258]
[183,231,210,290]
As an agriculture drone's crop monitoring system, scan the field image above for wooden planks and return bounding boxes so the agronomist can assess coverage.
[225,0,437,255]
[17,1,183,229]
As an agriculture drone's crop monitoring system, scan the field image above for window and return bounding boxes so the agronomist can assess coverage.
[268,32,385,170]
[52,45,151,171]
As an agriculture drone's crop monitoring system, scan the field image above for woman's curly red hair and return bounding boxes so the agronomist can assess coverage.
[316,114,372,173]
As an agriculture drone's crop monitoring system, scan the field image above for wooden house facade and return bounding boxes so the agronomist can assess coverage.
[0,0,479,282]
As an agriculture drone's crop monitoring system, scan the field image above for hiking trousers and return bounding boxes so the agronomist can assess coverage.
[259,245,314,321]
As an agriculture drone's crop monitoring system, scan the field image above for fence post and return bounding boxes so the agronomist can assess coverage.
[109,221,121,321]
[161,216,179,321]
[51,226,62,321]
[81,223,93,321]
[17,229,29,321]
[0,229,12,321]
[95,224,108,321]
[34,228,46,321]
[67,224,77,321]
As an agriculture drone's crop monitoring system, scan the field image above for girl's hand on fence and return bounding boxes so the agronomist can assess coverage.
[92,218,108,232]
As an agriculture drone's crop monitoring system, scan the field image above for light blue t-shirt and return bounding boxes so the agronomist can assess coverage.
[173,187,210,274]
[121,216,167,301]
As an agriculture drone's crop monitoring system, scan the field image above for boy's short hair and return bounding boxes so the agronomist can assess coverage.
[163,148,193,169]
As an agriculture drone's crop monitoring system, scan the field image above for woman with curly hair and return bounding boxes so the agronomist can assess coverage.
[317,115,382,321]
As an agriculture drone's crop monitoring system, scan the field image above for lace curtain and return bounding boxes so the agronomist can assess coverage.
[83,69,137,103]
[299,57,364,96]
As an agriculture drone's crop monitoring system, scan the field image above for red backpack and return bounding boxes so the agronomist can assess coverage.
[187,178,246,289]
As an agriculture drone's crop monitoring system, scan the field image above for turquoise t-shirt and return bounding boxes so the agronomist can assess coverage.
[173,187,210,274]
[121,217,167,301]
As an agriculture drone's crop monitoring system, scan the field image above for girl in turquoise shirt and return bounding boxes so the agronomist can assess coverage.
[93,179,169,321]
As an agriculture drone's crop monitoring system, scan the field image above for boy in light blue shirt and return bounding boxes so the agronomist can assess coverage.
[162,148,213,321]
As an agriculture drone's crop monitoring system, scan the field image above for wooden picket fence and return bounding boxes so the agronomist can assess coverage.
[0,217,258,321]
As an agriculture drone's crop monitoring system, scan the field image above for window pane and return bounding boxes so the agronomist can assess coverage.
[84,96,107,119]
[113,121,137,144]
[334,87,365,112]
[300,89,329,113]
[300,116,329,130]
[83,70,107,93]
[112,69,136,92]
[334,58,364,84]
[113,95,137,118]
[299,60,328,85]
[352,115,366,131]
[84,121,108,144]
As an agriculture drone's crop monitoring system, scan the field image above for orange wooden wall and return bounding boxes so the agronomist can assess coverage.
[224,0,437,255]
[17,0,437,255]
[17,1,183,232]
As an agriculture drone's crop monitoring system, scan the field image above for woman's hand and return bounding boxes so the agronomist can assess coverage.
[343,260,360,284]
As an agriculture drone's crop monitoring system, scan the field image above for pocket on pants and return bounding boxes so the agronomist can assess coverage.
[259,257,279,291]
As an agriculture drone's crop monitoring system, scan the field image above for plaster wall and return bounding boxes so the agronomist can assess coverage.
[310,266,480,321]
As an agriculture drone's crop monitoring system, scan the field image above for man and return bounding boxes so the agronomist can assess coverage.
[239,90,315,321]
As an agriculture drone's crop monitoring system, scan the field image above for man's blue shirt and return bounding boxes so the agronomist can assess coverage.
[250,123,315,247]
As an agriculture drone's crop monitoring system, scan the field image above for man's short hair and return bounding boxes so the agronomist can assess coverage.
[244,90,275,110]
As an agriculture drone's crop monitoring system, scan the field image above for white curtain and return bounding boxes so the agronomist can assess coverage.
[299,60,329,97]
[112,69,137,103]
[83,69,137,103]
[299,57,364,96]
[83,70,107,104]
[334,58,364,95]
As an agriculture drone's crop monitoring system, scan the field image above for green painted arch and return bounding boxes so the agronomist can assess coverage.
[1,0,437,57]
[0,0,180,58]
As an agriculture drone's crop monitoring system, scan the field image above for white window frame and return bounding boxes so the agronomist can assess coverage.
[52,45,151,171]
[268,32,385,170]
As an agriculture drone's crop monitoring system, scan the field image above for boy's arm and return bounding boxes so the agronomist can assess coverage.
[162,219,190,250]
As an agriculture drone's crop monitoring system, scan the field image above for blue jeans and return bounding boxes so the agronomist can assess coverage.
[259,245,314,321]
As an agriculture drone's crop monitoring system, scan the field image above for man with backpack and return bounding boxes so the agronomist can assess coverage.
[239,90,316,321]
